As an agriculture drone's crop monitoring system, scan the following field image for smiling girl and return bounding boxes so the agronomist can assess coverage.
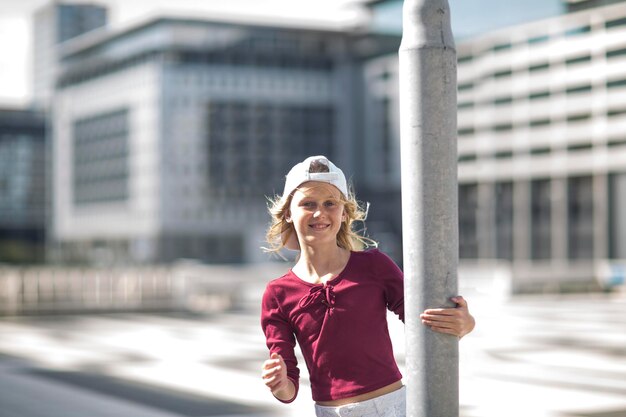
[260,155,474,417]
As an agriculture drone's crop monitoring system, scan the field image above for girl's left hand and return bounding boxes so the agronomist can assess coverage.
[420,296,475,339]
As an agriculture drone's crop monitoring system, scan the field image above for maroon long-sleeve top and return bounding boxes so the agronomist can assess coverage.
[261,249,405,403]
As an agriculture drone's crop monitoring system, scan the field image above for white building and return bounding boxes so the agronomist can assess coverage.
[48,15,400,264]
[363,1,626,291]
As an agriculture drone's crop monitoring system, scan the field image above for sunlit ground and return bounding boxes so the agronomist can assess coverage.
[457,291,626,417]
[0,280,625,417]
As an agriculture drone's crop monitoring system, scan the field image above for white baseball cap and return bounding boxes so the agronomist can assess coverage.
[281,155,348,203]
[280,155,348,250]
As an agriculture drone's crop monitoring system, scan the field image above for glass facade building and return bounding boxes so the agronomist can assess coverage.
[363,1,626,291]
[33,3,107,109]
[42,0,626,291]
[0,109,46,263]
[50,17,400,264]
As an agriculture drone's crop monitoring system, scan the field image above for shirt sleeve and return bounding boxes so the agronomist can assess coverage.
[375,250,405,323]
[260,283,300,403]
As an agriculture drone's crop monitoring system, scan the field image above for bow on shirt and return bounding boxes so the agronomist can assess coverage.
[299,284,336,310]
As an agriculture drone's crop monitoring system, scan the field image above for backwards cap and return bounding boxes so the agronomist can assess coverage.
[281,155,348,203]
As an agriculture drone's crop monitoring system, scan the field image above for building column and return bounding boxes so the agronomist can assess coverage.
[477,182,495,259]
[513,180,530,260]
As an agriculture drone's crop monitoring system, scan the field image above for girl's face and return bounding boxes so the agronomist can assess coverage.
[287,181,346,250]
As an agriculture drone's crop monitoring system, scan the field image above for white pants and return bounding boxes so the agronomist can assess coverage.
[314,386,406,417]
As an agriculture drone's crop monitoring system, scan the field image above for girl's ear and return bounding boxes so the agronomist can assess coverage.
[285,210,292,223]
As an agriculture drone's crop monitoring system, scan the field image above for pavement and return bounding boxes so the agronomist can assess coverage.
[0,285,625,417]
[458,291,626,417]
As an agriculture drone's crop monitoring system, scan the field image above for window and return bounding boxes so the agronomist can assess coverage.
[458,82,474,92]
[458,154,476,162]
[609,173,626,258]
[459,184,478,259]
[492,42,512,52]
[608,108,626,117]
[606,16,626,30]
[495,182,513,260]
[495,150,513,159]
[568,176,594,259]
[529,62,550,72]
[159,234,244,263]
[531,179,551,259]
[530,147,551,155]
[566,84,592,95]
[565,55,591,66]
[567,143,592,151]
[378,98,392,177]
[458,127,475,136]
[606,47,626,59]
[608,138,626,148]
[564,25,591,37]
[494,69,513,79]
[207,101,334,200]
[493,96,513,105]
[529,118,551,127]
[607,79,626,89]
[493,123,513,132]
[528,35,550,45]
[567,113,591,122]
[529,91,550,100]
[0,131,45,225]
[73,108,129,205]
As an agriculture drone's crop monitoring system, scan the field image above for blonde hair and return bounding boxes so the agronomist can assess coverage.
[263,183,377,254]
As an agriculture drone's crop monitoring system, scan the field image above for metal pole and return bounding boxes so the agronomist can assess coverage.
[399,1,458,417]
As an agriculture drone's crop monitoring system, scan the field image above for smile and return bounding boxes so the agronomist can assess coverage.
[309,224,330,230]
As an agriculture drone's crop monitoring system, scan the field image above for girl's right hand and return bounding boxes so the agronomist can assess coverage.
[262,352,289,394]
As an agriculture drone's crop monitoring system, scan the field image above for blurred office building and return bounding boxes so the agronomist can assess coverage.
[0,3,106,264]
[39,0,626,292]
[33,2,108,109]
[363,0,626,291]
[0,108,46,263]
[43,5,400,264]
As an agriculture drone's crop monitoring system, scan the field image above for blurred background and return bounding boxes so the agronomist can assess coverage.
[0,0,625,416]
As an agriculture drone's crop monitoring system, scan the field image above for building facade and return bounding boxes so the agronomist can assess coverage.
[44,1,626,289]
[566,0,626,12]
[363,1,626,291]
[33,2,107,109]
[50,16,400,264]
[0,108,46,263]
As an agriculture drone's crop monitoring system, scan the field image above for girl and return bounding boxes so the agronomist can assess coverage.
[261,155,475,417]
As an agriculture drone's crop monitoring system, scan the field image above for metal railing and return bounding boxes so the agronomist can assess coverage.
[0,262,285,315]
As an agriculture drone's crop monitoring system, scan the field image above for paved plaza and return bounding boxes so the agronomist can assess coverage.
[0,285,625,417]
